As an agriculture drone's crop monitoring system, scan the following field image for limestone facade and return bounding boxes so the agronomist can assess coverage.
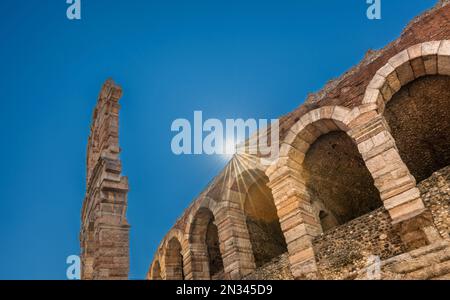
[148,3,450,280]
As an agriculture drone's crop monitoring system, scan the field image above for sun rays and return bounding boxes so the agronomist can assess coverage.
[212,138,273,214]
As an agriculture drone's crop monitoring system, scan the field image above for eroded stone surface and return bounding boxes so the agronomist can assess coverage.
[244,253,294,280]
[385,76,450,182]
[303,131,383,229]
[419,166,450,240]
[246,166,450,280]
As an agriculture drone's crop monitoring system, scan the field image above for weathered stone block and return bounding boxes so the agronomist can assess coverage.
[389,50,410,69]
[368,74,387,90]
[410,57,426,78]
[384,188,421,210]
[438,40,450,75]
[422,41,441,56]
[388,198,426,222]
[395,62,415,86]
[408,43,422,60]
[423,55,438,74]
[319,106,335,119]
[362,88,384,105]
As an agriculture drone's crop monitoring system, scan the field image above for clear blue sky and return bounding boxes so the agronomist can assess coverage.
[0,0,435,279]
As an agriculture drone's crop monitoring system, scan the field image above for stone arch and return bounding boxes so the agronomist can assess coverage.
[356,41,450,248]
[269,105,428,279]
[303,130,383,230]
[279,106,382,232]
[281,106,352,158]
[363,40,450,114]
[187,204,225,280]
[163,236,185,280]
[149,259,162,280]
[363,40,450,195]
[267,106,380,278]
[184,196,221,246]
[363,41,450,183]
[157,228,188,280]
[185,165,257,279]
[233,168,288,268]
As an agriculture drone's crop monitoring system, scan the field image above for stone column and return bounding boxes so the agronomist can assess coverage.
[80,80,130,280]
[93,224,130,279]
[92,175,130,280]
[186,239,210,280]
[164,250,184,280]
[349,113,434,249]
[267,163,321,279]
[180,240,194,280]
[215,200,256,280]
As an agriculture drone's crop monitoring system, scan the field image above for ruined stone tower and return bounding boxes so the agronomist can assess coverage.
[80,79,130,280]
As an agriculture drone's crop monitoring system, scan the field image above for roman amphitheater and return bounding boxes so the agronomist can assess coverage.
[80,1,450,280]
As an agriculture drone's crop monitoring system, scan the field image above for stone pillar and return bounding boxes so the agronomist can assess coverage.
[180,240,194,280]
[267,163,321,279]
[92,176,130,279]
[164,251,184,280]
[187,210,215,280]
[187,242,210,280]
[93,225,130,279]
[80,79,130,280]
[349,113,433,249]
[215,200,256,280]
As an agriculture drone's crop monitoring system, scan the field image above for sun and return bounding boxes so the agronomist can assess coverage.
[225,138,237,155]
[221,138,238,161]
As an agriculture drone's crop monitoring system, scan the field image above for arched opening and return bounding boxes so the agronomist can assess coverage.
[190,208,224,279]
[384,75,450,182]
[318,210,340,233]
[303,131,383,232]
[243,175,287,267]
[165,238,184,280]
[151,260,162,280]
[205,218,223,279]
